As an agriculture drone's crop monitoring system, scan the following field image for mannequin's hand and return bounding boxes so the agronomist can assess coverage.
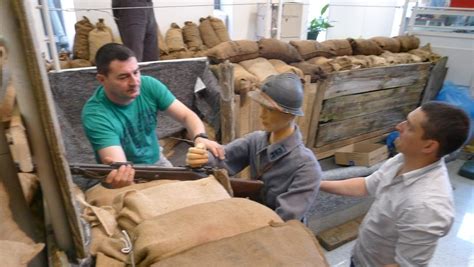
[186,143,209,168]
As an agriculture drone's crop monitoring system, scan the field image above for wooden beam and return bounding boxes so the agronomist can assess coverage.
[217,61,235,144]
[421,57,448,104]
[307,80,327,148]
[0,80,16,124]
[323,63,431,100]
[8,106,33,172]
[296,75,317,144]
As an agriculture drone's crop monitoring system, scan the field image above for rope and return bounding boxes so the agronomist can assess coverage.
[120,230,135,267]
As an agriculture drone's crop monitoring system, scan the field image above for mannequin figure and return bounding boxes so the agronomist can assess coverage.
[187,73,322,222]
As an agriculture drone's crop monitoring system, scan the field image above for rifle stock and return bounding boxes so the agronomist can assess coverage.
[70,163,263,198]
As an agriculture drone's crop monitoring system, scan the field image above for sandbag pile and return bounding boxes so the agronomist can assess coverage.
[79,175,328,266]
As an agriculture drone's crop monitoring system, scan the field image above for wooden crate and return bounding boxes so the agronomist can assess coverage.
[305,63,432,159]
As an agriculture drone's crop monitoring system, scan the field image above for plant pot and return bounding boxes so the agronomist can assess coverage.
[307,31,319,40]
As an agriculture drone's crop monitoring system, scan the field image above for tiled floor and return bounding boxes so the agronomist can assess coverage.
[323,159,474,267]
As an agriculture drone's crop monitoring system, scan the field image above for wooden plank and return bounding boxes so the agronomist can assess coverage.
[421,57,448,104]
[323,63,431,100]
[315,105,414,147]
[307,80,328,148]
[233,94,241,138]
[313,129,392,159]
[250,95,263,132]
[319,83,424,122]
[316,215,366,251]
[238,93,251,137]
[217,61,235,144]
[296,76,317,144]
[9,107,34,172]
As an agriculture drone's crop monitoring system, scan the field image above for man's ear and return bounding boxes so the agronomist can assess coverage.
[96,73,106,83]
[422,139,439,156]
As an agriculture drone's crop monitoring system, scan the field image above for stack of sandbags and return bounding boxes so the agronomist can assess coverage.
[89,18,115,65]
[306,56,334,73]
[239,57,279,82]
[290,61,326,82]
[199,16,230,49]
[289,40,334,60]
[73,16,94,60]
[393,35,420,52]
[58,50,71,69]
[348,38,383,55]
[268,59,304,78]
[408,43,441,62]
[232,63,259,95]
[182,21,205,51]
[370,36,401,53]
[206,40,259,63]
[258,38,302,63]
[157,27,169,57]
[380,51,422,64]
[131,198,283,266]
[320,39,353,57]
[161,23,195,60]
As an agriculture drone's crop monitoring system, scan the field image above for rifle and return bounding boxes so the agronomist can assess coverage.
[70,163,263,199]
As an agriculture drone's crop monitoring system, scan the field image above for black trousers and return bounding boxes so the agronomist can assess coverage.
[112,0,158,61]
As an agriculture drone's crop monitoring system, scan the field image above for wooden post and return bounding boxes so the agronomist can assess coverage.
[296,75,317,145]
[217,61,235,144]
[421,57,448,104]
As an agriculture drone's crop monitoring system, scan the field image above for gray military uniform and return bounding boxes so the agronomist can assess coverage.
[208,128,322,221]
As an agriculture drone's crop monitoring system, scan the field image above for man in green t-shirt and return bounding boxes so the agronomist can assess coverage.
[82,43,224,188]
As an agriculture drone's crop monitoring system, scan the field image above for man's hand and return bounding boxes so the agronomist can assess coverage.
[186,143,210,168]
[103,157,135,188]
[195,137,225,160]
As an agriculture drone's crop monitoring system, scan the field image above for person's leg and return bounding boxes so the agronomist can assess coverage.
[113,0,148,61]
[142,1,159,61]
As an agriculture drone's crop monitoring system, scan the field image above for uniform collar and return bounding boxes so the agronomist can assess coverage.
[257,126,303,162]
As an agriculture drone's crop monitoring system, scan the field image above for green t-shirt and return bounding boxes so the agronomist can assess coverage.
[82,76,175,164]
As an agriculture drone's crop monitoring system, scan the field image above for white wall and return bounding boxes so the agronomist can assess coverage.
[326,0,400,39]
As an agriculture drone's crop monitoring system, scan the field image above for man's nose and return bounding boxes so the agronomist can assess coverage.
[395,121,404,132]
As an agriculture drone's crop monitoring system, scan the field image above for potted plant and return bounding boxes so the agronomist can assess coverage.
[307,4,333,40]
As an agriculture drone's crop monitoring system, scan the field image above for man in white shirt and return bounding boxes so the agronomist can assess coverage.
[320,101,470,267]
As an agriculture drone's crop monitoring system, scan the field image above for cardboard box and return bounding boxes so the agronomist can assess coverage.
[335,143,388,167]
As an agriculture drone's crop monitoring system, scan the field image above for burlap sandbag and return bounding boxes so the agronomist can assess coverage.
[113,176,230,231]
[210,16,231,42]
[199,17,221,48]
[348,55,370,69]
[329,56,354,71]
[233,63,259,94]
[268,59,304,78]
[348,38,383,55]
[96,252,127,267]
[152,220,330,267]
[165,23,186,52]
[290,40,334,60]
[306,56,334,73]
[0,241,44,267]
[58,50,71,69]
[321,39,353,56]
[132,198,283,266]
[182,21,204,51]
[393,35,420,52]
[239,57,279,82]
[380,51,422,65]
[370,36,401,53]
[206,40,259,63]
[258,38,302,63]
[408,43,441,62]
[73,16,94,60]
[290,62,326,82]
[157,26,169,56]
[85,180,178,207]
[69,59,92,68]
[365,55,388,67]
[89,19,114,65]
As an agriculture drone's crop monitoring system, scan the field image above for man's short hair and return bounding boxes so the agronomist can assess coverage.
[421,101,470,158]
[95,43,136,75]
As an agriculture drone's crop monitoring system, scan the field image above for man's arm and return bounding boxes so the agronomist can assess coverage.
[165,99,224,159]
[97,146,135,188]
[319,177,368,197]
